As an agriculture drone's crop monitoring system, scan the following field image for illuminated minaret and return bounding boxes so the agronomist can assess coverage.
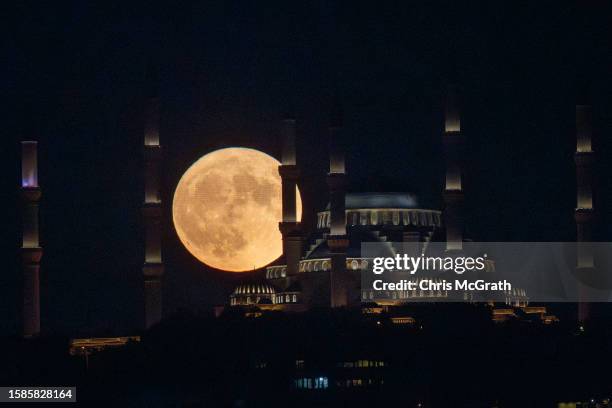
[278,115,302,276]
[142,97,164,328]
[443,86,464,251]
[21,141,43,337]
[327,105,349,307]
[575,103,595,323]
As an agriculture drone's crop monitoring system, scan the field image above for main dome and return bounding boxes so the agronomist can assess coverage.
[325,192,422,210]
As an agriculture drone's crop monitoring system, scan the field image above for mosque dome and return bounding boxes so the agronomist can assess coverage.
[325,192,424,210]
[233,282,276,295]
[316,192,441,231]
[230,281,276,307]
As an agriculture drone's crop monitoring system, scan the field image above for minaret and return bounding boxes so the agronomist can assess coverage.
[443,86,464,251]
[278,115,302,276]
[575,103,595,323]
[142,97,164,328]
[327,105,349,307]
[21,141,43,337]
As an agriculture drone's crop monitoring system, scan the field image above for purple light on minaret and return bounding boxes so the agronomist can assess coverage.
[21,141,38,188]
[20,140,42,337]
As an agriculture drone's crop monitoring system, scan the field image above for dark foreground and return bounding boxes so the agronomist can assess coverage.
[2,305,612,407]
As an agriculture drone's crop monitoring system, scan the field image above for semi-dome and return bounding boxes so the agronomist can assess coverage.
[304,228,392,260]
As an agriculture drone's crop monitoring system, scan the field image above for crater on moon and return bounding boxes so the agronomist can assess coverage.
[172,147,302,272]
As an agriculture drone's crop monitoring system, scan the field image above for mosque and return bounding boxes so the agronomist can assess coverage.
[231,191,449,310]
[227,89,593,321]
[18,88,593,337]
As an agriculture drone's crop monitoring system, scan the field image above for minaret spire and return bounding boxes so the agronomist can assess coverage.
[575,103,595,323]
[143,96,164,328]
[278,113,302,276]
[443,85,464,251]
[21,141,43,337]
[327,101,349,307]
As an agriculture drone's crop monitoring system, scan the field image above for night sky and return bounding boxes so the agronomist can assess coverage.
[3,1,612,336]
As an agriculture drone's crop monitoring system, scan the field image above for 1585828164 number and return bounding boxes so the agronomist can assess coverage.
[1,387,76,402]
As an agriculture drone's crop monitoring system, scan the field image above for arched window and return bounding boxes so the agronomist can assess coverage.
[360,211,368,225]
[418,212,425,225]
[410,211,418,225]
[382,211,390,224]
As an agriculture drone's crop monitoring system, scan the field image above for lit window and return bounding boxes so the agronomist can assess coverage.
[315,377,328,389]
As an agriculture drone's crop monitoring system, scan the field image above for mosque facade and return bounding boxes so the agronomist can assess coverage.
[225,88,582,316]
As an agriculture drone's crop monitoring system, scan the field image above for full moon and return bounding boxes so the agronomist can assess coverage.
[172,147,302,272]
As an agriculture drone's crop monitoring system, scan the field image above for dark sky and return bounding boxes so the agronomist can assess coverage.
[3,1,612,336]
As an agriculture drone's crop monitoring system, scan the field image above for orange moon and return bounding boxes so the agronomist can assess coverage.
[172,147,302,272]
